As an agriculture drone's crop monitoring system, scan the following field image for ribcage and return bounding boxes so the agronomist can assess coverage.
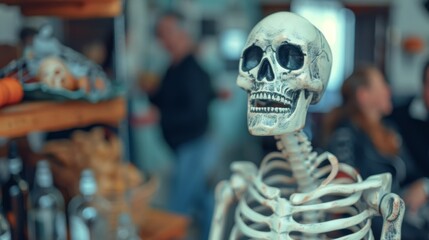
[230,151,380,240]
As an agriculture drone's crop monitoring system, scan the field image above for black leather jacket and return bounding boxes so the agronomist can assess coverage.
[327,119,421,194]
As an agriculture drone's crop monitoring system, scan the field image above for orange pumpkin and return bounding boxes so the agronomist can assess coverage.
[2,78,24,104]
[78,76,90,93]
[0,77,24,107]
[403,36,424,54]
[0,82,9,107]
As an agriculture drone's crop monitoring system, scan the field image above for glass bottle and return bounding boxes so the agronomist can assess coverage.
[0,157,10,189]
[28,160,66,240]
[0,157,11,240]
[0,211,11,240]
[68,169,110,240]
[1,146,29,240]
[115,213,140,240]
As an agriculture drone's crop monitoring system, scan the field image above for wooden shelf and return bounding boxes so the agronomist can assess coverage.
[0,97,125,138]
[139,208,189,240]
[0,0,121,18]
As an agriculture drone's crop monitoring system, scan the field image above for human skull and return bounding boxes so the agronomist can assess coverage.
[38,57,77,91]
[237,12,332,136]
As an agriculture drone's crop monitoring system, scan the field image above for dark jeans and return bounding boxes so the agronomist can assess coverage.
[168,135,219,240]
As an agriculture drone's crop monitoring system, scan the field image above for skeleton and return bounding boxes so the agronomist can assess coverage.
[210,12,405,239]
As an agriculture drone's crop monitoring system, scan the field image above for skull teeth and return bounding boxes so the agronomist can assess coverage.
[250,92,292,106]
[250,107,290,113]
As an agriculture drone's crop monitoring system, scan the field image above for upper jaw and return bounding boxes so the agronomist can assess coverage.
[249,91,294,114]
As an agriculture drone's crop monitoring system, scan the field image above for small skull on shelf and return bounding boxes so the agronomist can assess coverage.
[37,57,77,91]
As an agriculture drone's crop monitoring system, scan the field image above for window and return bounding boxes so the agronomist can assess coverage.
[292,0,355,112]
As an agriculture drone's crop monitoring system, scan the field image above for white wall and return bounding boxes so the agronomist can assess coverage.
[388,0,429,98]
[0,5,21,44]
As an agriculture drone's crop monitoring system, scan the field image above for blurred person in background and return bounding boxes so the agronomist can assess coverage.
[323,65,428,239]
[389,60,429,236]
[147,10,217,240]
[390,60,429,178]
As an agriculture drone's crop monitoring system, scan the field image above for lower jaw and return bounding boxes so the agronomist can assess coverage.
[249,107,291,114]
[247,91,313,135]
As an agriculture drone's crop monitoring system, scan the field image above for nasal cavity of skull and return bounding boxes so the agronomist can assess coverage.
[257,59,274,81]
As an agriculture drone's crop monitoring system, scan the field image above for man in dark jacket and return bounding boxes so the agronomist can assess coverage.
[150,11,217,240]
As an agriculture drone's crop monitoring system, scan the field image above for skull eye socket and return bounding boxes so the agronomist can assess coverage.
[277,43,304,70]
[241,45,263,72]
